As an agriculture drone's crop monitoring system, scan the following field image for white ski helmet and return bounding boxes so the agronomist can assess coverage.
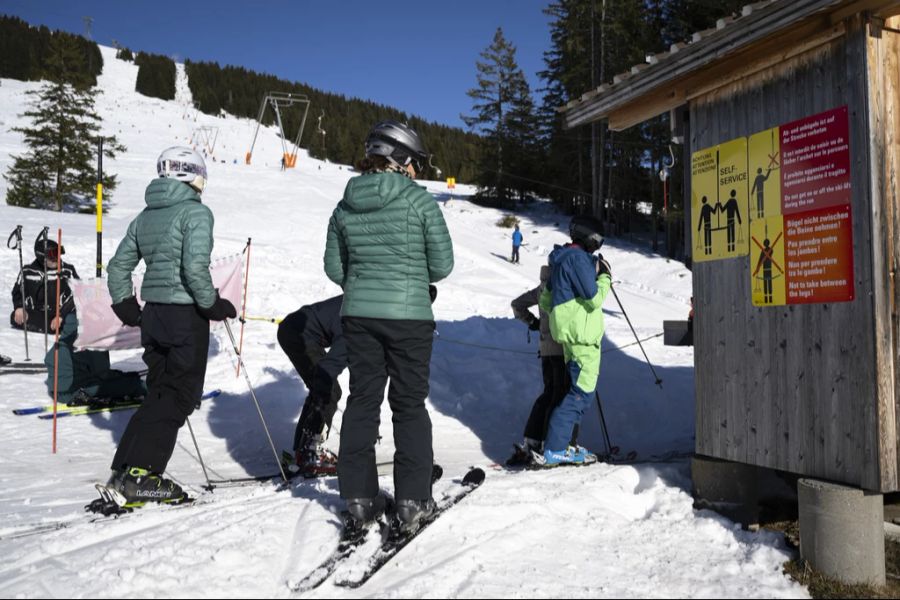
[156,146,208,193]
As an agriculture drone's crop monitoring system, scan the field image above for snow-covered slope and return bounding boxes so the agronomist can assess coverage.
[0,46,806,598]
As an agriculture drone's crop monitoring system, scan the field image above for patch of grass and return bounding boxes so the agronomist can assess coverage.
[765,520,900,598]
[496,215,520,228]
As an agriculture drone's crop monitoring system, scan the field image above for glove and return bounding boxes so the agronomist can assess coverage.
[198,294,237,321]
[597,254,612,279]
[111,296,142,327]
[429,284,438,304]
[527,314,540,331]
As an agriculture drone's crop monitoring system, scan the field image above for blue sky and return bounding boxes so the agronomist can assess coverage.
[1,0,554,129]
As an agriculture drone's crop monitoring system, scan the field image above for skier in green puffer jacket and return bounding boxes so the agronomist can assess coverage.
[324,120,453,536]
[100,147,236,508]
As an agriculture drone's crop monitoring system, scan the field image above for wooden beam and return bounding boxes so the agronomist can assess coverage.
[606,20,845,131]
[830,0,900,24]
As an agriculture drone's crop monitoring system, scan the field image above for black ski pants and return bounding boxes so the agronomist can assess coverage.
[277,323,341,450]
[111,304,209,473]
[523,355,578,446]
[339,317,434,502]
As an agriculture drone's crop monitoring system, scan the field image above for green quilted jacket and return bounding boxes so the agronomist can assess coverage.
[107,178,216,308]
[324,171,454,321]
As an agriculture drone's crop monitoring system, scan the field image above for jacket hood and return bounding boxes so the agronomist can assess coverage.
[145,178,201,209]
[341,171,417,213]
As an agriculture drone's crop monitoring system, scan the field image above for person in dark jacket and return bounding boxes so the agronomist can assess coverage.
[324,120,453,537]
[10,239,78,334]
[506,265,579,467]
[103,146,236,508]
[277,295,347,477]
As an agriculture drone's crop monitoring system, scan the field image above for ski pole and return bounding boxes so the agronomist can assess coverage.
[609,284,663,388]
[7,226,29,361]
[222,319,289,483]
[185,416,214,492]
[595,390,613,456]
[38,227,49,353]
[236,238,251,377]
[52,228,62,453]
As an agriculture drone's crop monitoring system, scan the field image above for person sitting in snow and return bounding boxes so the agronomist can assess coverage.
[535,215,612,467]
[507,265,580,467]
[10,238,79,334]
[102,146,236,508]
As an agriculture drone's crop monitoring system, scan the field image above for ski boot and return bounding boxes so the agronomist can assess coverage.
[111,467,187,508]
[393,498,436,536]
[569,445,598,465]
[340,494,387,546]
[505,438,541,468]
[295,431,338,478]
[529,446,585,469]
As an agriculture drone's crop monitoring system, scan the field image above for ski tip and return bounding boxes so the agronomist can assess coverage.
[463,467,485,486]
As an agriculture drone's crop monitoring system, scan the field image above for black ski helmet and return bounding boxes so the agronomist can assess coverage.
[569,215,604,253]
[364,120,428,173]
[34,238,64,261]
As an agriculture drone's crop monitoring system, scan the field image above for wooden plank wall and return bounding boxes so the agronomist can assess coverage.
[867,15,900,491]
[691,16,894,491]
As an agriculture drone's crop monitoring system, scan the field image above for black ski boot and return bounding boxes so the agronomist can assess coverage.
[341,495,386,544]
[394,498,436,535]
[112,467,187,508]
[295,430,337,478]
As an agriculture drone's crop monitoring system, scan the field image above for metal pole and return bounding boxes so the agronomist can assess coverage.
[186,416,214,491]
[96,138,103,278]
[40,227,49,353]
[595,390,613,456]
[222,319,289,482]
[236,238,251,377]
[8,226,30,360]
[610,285,663,387]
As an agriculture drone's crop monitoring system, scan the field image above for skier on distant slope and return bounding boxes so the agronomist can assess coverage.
[324,120,453,537]
[534,215,611,467]
[101,146,235,508]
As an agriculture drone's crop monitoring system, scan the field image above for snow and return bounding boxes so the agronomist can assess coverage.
[0,46,807,598]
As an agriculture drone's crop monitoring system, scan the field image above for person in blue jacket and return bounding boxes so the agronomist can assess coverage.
[511,224,523,264]
[537,215,612,466]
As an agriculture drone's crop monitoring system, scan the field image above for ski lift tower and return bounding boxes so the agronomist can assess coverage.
[245,92,311,168]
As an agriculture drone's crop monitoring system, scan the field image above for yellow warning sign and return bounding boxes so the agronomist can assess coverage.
[447,177,456,189]
[750,216,786,306]
[748,127,781,221]
[691,137,749,261]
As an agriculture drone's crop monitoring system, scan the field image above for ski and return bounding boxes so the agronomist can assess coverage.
[30,389,222,419]
[288,464,444,592]
[1,361,45,370]
[334,467,485,589]
[0,367,45,376]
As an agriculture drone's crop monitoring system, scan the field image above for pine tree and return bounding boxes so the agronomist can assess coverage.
[5,34,124,212]
[462,27,536,208]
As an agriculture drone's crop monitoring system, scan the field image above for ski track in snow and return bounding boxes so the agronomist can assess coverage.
[0,46,807,598]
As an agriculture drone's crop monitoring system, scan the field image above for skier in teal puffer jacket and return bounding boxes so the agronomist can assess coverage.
[538,215,611,466]
[100,147,236,508]
[324,120,453,538]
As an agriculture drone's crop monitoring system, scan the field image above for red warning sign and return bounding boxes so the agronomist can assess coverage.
[780,106,851,215]
[783,204,854,304]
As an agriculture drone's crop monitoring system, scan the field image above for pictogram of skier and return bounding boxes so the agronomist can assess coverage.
[752,233,784,304]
